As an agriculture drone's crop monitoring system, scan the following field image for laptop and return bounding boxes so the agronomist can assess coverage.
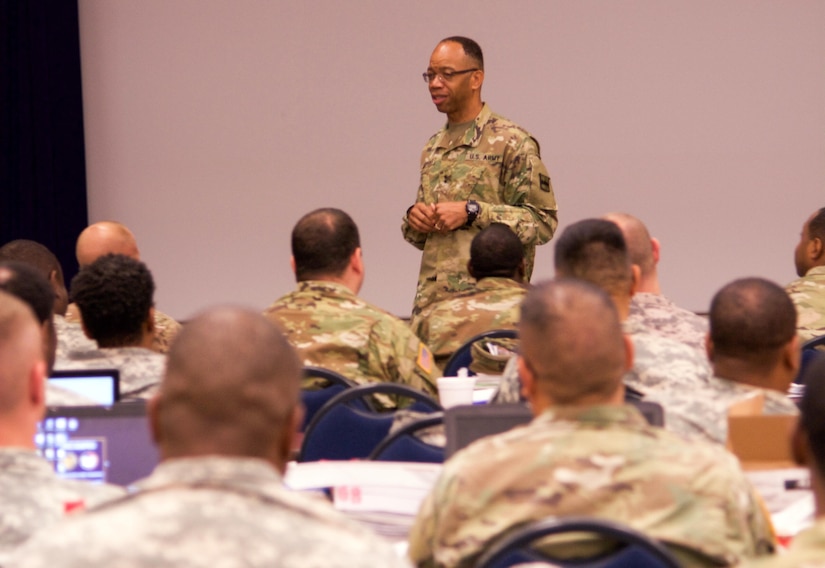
[48,369,121,405]
[36,401,159,486]
[444,404,533,459]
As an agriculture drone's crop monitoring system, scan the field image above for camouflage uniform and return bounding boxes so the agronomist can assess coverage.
[743,517,825,568]
[7,456,409,568]
[0,448,124,565]
[411,277,526,370]
[53,315,96,360]
[492,321,711,402]
[64,303,181,354]
[408,405,775,568]
[55,347,166,400]
[785,266,825,342]
[401,104,558,315]
[627,292,708,352]
[263,281,437,406]
[646,374,799,445]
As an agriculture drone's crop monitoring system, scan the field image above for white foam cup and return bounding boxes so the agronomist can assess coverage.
[437,376,476,408]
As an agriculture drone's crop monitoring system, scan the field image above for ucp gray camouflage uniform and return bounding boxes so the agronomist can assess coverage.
[492,320,710,401]
[408,405,775,568]
[7,456,409,568]
[65,303,181,354]
[401,104,558,316]
[53,315,96,360]
[55,347,166,400]
[627,292,708,352]
[263,281,437,406]
[785,265,825,342]
[0,448,123,565]
[411,277,526,370]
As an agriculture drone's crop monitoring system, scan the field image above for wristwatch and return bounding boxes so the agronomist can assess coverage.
[465,200,480,227]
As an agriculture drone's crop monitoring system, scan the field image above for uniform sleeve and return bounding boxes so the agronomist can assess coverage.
[368,318,438,398]
[476,136,558,247]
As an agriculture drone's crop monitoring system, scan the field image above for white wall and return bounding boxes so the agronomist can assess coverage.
[77,1,825,320]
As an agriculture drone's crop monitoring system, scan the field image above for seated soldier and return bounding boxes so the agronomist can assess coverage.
[786,207,825,342]
[263,208,436,407]
[408,279,775,568]
[412,223,527,372]
[0,291,122,563]
[56,254,165,400]
[7,307,407,568]
[69,221,181,353]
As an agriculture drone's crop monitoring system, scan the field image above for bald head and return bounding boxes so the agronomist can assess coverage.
[518,279,627,406]
[154,307,302,468]
[0,291,45,416]
[76,221,140,267]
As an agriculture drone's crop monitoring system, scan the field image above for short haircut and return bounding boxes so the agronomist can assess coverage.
[440,36,484,70]
[157,307,301,459]
[470,223,524,279]
[554,219,632,296]
[808,207,825,242]
[291,208,360,282]
[603,213,655,276]
[709,277,796,361]
[799,355,825,477]
[0,239,64,283]
[0,262,53,325]
[70,254,155,347]
[519,278,626,404]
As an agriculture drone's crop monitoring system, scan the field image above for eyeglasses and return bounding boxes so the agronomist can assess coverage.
[422,68,478,83]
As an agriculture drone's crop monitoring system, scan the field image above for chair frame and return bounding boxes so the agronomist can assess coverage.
[299,367,357,431]
[297,382,441,462]
[476,516,681,568]
[367,412,445,463]
[442,328,518,378]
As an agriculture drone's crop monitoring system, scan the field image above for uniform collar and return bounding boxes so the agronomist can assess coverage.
[434,103,492,151]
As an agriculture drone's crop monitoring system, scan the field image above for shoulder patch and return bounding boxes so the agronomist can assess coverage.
[417,343,434,375]
[539,174,551,193]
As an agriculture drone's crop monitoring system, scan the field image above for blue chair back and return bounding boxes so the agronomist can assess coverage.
[795,334,825,385]
[298,383,441,462]
[299,367,357,432]
[443,329,518,377]
[369,413,445,463]
[476,517,681,568]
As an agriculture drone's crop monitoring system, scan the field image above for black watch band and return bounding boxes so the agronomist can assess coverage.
[465,200,480,227]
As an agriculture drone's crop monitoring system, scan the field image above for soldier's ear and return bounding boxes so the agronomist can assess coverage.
[705,333,714,362]
[810,236,824,262]
[289,256,297,275]
[629,264,641,296]
[650,237,661,265]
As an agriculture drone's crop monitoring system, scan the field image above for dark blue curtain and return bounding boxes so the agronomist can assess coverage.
[1,0,88,285]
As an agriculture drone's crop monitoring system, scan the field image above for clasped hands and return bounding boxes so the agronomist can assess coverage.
[407,202,467,234]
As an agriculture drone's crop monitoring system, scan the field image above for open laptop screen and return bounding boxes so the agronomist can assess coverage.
[36,402,159,486]
[48,369,121,405]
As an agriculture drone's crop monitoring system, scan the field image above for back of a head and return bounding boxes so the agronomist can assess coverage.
[603,212,655,277]
[291,208,360,281]
[0,262,54,326]
[799,356,825,480]
[519,278,626,405]
[709,277,796,365]
[70,254,155,347]
[157,306,301,460]
[554,219,632,297]
[470,223,524,279]
[0,290,44,414]
[75,221,140,267]
[808,207,825,244]
[0,240,64,282]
